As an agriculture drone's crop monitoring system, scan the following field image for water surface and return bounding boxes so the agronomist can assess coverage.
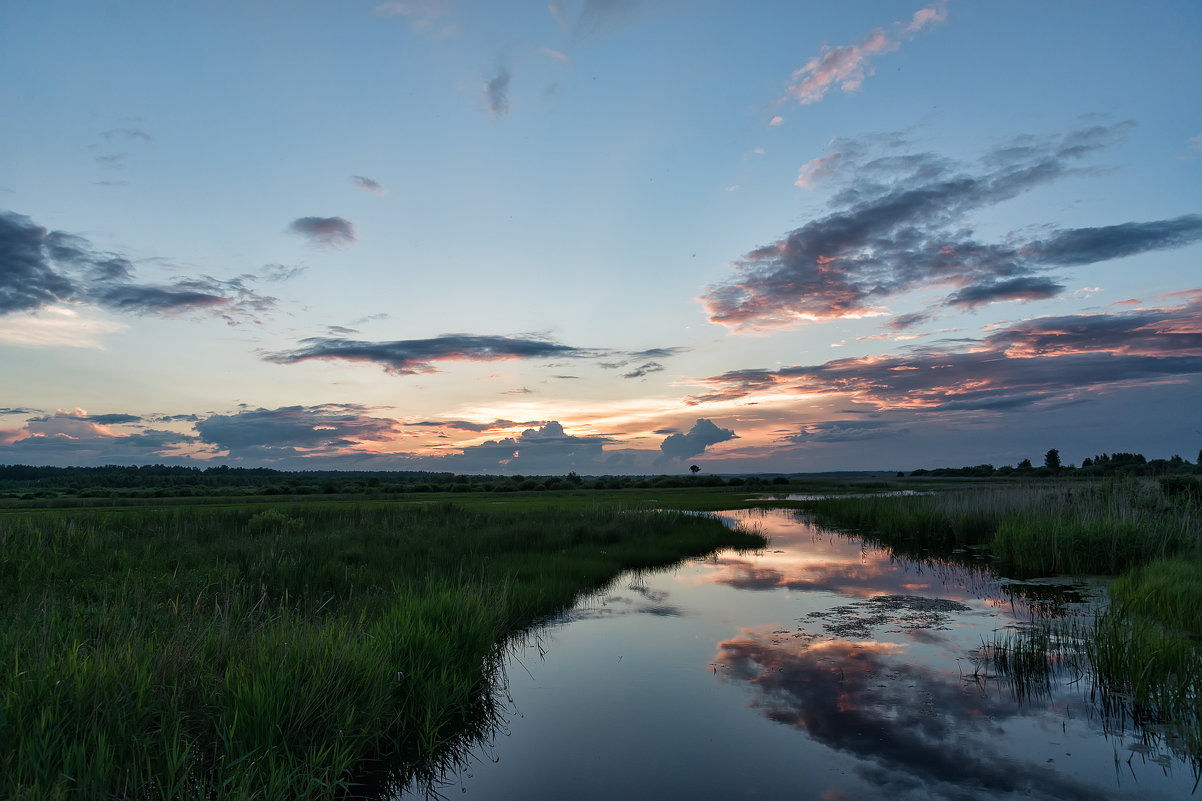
[400,508,1197,800]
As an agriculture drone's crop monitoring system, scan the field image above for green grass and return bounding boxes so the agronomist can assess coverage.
[805,478,1201,577]
[0,500,764,800]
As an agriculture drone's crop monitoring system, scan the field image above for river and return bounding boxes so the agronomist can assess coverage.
[398,507,1198,800]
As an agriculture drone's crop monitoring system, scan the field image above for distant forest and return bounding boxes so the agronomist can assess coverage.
[0,449,1199,502]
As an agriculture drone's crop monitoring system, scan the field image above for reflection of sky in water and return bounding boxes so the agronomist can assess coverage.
[399,509,1197,800]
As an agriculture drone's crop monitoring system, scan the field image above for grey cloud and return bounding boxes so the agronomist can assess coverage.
[781,420,904,444]
[659,418,737,461]
[623,361,664,379]
[944,277,1064,308]
[264,333,686,376]
[287,216,356,247]
[101,128,152,142]
[408,419,544,432]
[1024,215,1202,265]
[701,122,1198,329]
[351,175,387,195]
[689,294,1202,411]
[484,69,511,117]
[195,404,402,460]
[447,421,612,473]
[260,263,307,283]
[0,210,275,323]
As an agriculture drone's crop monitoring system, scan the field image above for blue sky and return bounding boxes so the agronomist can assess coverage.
[2,0,1200,473]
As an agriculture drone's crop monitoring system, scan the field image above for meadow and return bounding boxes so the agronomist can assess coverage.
[0,496,765,800]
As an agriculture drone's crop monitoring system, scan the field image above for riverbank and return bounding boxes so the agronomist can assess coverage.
[0,500,764,799]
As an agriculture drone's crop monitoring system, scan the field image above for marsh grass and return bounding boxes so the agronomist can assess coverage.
[0,502,763,799]
[806,478,1201,576]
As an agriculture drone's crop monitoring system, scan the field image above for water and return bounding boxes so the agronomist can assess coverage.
[399,509,1198,800]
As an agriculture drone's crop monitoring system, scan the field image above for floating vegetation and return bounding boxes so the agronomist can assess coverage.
[805,594,972,639]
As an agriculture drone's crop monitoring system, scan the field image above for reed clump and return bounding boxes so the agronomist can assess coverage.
[0,502,763,799]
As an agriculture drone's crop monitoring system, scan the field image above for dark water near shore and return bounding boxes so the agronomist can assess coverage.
[399,508,1197,800]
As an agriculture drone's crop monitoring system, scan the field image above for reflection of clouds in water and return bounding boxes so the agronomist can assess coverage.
[714,634,1119,801]
[560,583,685,621]
[695,511,1005,605]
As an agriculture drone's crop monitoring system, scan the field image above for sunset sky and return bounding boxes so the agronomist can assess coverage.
[2,1,1200,474]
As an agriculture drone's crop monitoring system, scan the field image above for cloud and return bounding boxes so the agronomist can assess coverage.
[701,122,1202,329]
[575,0,639,39]
[769,116,784,127]
[622,361,664,379]
[659,418,737,461]
[351,175,388,196]
[373,0,452,35]
[0,210,275,324]
[1188,133,1202,151]
[689,293,1202,412]
[287,216,356,247]
[540,46,570,64]
[794,153,841,188]
[781,4,946,106]
[265,334,597,375]
[195,404,403,460]
[483,69,511,118]
[0,408,200,466]
[407,418,545,432]
[265,334,686,376]
[447,421,612,473]
[259,263,307,283]
[548,2,568,29]
[101,128,152,142]
[780,420,904,444]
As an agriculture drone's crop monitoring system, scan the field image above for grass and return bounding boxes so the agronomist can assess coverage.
[805,477,1201,576]
[0,499,764,800]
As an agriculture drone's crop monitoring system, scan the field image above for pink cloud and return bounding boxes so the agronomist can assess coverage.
[782,5,947,106]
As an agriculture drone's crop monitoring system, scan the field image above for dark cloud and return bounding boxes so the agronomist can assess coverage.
[658,418,737,461]
[195,404,402,460]
[780,420,904,444]
[287,216,356,247]
[260,263,307,283]
[622,361,664,379]
[351,175,387,195]
[0,210,276,323]
[689,293,1202,411]
[264,334,685,376]
[0,410,198,466]
[483,69,511,118]
[702,122,1200,329]
[944,276,1064,308]
[1023,215,1202,265]
[447,421,612,473]
[86,413,144,425]
[407,419,544,432]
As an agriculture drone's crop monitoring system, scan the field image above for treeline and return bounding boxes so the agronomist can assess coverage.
[0,464,794,501]
[910,449,1201,478]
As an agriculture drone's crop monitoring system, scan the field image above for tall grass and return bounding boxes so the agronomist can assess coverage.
[0,502,763,799]
[806,478,1201,576]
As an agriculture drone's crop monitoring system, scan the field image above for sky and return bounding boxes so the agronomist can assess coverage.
[1,0,1200,475]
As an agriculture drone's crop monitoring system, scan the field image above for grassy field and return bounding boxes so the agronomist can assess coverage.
[0,497,765,800]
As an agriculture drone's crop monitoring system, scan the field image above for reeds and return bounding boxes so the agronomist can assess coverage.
[0,503,763,799]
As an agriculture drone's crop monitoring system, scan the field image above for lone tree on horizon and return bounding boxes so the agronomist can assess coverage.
[1044,448,1061,471]
[690,464,700,475]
